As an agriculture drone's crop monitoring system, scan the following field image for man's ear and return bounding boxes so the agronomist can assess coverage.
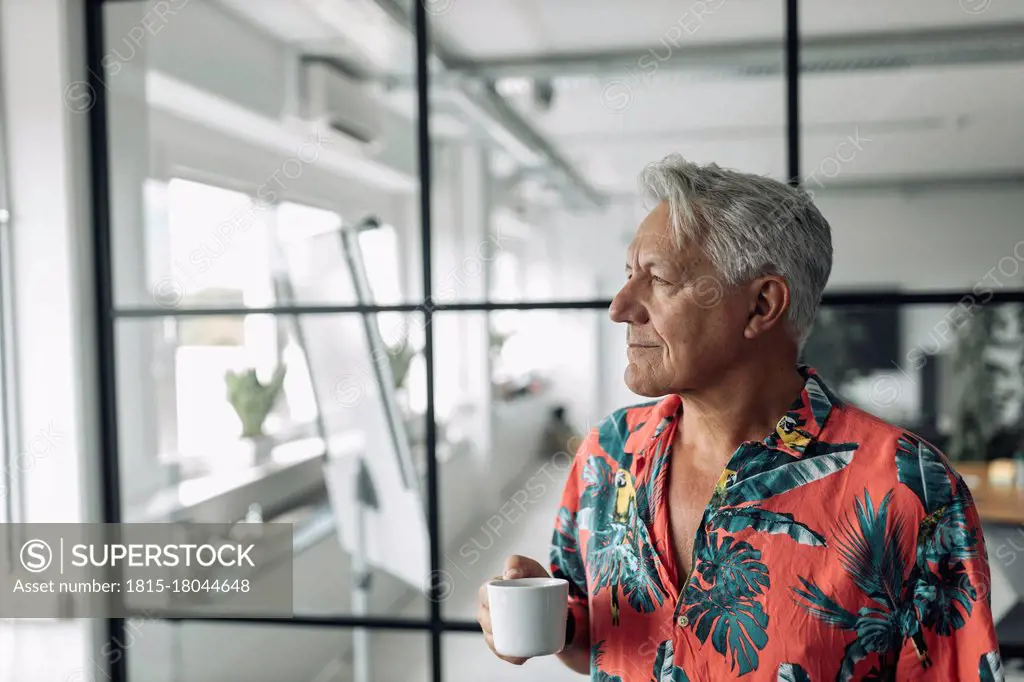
[744,275,790,339]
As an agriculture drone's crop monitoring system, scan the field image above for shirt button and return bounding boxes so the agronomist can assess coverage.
[677,615,689,627]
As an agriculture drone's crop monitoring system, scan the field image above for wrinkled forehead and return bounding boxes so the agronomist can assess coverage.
[626,208,703,265]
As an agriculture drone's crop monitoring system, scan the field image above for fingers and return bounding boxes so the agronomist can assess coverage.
[476,601,491,634]
[503,555,526,579]
[478,581,490,609]
[504,554,549,579]
[483,632,527,667]
[478,563,533,667]
[480,611,527,665]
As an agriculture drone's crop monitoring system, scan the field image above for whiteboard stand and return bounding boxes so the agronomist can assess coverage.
[351,456,378,682]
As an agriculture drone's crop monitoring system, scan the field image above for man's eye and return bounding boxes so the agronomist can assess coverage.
[652,275,670,285]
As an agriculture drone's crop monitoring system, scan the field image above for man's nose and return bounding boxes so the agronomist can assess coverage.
[609,280,648,325]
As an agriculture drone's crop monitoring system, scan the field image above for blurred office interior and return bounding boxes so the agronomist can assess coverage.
[1,0,1024,680]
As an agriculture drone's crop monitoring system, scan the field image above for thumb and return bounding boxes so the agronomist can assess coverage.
[504,554,547,579]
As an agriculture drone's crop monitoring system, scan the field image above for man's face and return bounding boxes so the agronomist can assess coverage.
[609,201,752,397]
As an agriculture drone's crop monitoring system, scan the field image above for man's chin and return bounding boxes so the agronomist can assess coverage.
[623,367,666,398]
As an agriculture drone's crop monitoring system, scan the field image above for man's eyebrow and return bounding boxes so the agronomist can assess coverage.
[639,257,677,272]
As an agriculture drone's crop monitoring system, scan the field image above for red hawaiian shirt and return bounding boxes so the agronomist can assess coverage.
[550,367,1001,681]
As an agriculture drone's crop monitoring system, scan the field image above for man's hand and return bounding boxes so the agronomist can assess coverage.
[477,554,551,666]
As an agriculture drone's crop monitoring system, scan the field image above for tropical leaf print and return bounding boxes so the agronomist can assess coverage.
[591,640,623,682]
[635,439,668,528]
[589,523,632,590]
[619,541,666,613]
[891,432,985,652]
[582,455,616,509]
[861,666,894,682]
[837,639,870,682]
[804,375,835,424]
[722,446,856,505]
[834,490,908,611]
[598,409,634,470]
[895,433,953,514]
[916,487,979,564]
[915,558,976,636]
[684,586,769,675]
[589,527,666,619]
[694,533,770,598]
[582,459,612,489]
[793,490,914,681]
[652,640,690,682]
[794,484,981,678]
[584,463,667,622]
[792,576,858,629]
[683,532,770,675]
[777,662,811,682]
[979,650,1005,682]
[650,412,675,439]
[727,444,794,478]
[852,606,904,655]
[710,506,826,547]
[551,505,587,593]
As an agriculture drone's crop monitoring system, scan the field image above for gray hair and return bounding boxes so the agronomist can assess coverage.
[639,154,833,347]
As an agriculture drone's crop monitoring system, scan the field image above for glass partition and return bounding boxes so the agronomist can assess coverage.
[83,0,1024,680]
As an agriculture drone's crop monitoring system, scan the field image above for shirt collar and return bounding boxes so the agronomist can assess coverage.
[765,365,837,456]
[642,365,838,458]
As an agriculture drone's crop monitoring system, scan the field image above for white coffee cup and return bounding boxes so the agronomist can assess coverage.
[487,577,569,658]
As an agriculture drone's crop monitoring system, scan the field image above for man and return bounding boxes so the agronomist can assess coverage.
[477,155,1001,680]
[540,405,583,460]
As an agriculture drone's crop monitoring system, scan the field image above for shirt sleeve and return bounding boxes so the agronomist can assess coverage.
[896,470,1002,681]
[550,440,592,648]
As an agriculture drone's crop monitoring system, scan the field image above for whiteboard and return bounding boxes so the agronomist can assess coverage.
[276,223,429,588]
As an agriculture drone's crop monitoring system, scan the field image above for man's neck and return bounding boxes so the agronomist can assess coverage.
[675,360,806,470]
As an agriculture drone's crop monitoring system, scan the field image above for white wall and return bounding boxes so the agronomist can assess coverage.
[0,0,103,524]
[817,184,1024,292]
[1,0,107,675]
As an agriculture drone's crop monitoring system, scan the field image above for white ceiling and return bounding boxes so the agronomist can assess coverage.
[431,0,1024,57]
[214,0,1024,195]
[524,61,1024,192]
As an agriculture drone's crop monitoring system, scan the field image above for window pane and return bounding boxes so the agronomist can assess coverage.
[115,312,429,619]
[433,310,610,619]
[429,1,786,303]
[801,302,1024,462]
[125,621,429,682]
[104,0,423,310]
[800,1,1024,291]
